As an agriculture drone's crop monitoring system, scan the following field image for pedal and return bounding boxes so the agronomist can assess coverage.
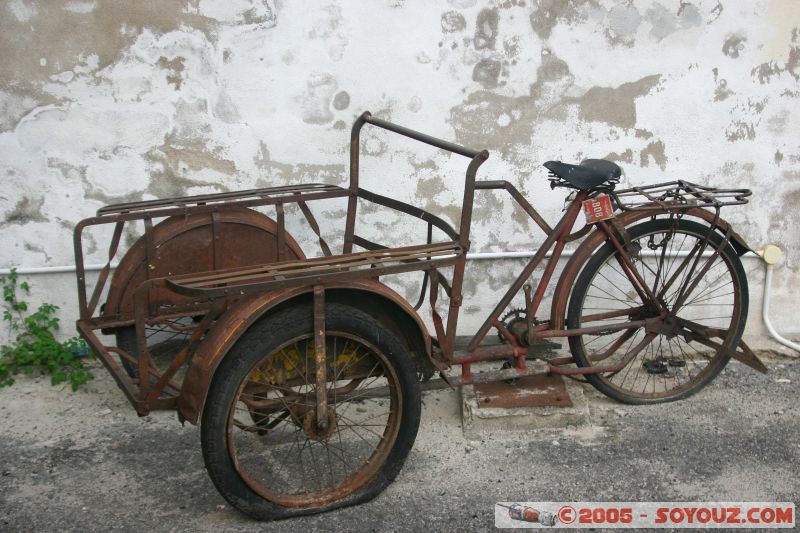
[643,360,668,374]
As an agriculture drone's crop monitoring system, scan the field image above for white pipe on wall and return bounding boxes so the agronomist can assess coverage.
[758,245,800,353]
[5,247,796,352]
[0,250,767,275]
[0,263,117,275]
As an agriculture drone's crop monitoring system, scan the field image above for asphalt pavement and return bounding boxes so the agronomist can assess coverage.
[1,356,797,532]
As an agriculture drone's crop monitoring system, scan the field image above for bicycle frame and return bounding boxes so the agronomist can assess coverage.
[340,114,764,389]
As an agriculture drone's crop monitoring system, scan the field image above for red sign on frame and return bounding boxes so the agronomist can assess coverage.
[582,195,615,224]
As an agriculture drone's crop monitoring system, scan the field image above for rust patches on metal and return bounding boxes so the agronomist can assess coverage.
[102,208,304,319]
[473,373,573,408]
[70,113,760,453]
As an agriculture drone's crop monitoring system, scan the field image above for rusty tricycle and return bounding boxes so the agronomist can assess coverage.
[73,112,766,519]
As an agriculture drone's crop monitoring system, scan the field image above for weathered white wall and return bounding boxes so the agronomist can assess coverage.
[0,0,798,349]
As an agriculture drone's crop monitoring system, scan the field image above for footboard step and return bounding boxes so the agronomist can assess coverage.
[461,373,589,438]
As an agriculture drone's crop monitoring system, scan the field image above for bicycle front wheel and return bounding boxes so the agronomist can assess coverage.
[567,218,748,404]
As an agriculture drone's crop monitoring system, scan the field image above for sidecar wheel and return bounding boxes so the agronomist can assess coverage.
[200,302,421,520]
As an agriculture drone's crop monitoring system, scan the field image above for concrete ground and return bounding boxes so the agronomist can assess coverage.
[1,356,798,532]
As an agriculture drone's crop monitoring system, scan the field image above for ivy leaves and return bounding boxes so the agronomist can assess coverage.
[0,269,94,391]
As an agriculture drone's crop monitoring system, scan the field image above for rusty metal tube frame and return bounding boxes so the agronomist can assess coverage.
[71,111,760,418]
[464,191,587,354]
[72,184,350,321]
[344,110,490,359]
[313,286,328,428]
[73,111,493,417]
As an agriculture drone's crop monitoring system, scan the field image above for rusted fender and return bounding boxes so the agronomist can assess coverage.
[550,208,753,330]
[177,278,431,424]
[103,207,304,319]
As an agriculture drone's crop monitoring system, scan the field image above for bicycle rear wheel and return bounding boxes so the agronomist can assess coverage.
[567,218,748,404]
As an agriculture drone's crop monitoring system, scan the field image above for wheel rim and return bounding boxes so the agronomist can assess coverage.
[226,332,402,508]
[574,223,743,400]
[116,311,204,381]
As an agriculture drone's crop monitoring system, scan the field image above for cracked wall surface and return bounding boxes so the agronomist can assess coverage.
[0,0,798,344]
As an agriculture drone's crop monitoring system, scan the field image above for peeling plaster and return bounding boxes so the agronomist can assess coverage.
[639,140,667,170]
[751,27,799,84]
[0,0,213,92]
[722,33,747,58]
[4,196,47,224]
[529,0,593,41]
[0,90,42,131]
[0,0,798,342]
[644,2,701,42]
[472,58,502,88]
[604,3,642,47]
[156,56,186,90]
[474,8,498,50]
[300,73,338,125]
[604,148,634,164]
[726,121,756,142]
[714,78,733,101]
[568,75,661,130]
[441,10,466,33]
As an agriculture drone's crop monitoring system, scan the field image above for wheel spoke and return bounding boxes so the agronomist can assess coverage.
[221,328,408,508]
[568,219,745,402]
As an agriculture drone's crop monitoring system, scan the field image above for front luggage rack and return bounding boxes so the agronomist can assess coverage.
[611,180,751,212]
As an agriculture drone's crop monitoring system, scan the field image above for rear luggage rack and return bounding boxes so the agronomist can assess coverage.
[611,180,751,212]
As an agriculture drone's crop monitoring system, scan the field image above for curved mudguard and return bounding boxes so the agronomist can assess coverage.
[550,207,753,329]
[103,207,304,321]
[177,279,432,424]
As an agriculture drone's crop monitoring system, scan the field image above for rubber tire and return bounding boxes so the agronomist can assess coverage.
[567,218,748,404]
[200,302,422,520]
[116,327,139,378]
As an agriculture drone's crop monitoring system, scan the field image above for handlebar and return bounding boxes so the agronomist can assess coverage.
[359,112,483,159]
[345,111,489,255]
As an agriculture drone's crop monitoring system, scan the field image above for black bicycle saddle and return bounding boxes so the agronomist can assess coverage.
[543,159,622,191]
